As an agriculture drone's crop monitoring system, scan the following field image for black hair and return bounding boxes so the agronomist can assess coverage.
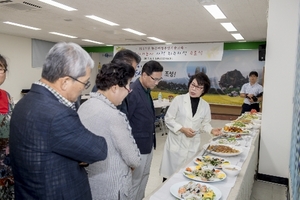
[249,71,258,77]
[112,49,141,65]
[188,72,211,97]
[141,60,163,75]
[0,54,8,71]
[96,61,135,91]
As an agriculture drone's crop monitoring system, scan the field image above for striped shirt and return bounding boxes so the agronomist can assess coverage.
[35,81,76,110]
[240,82,263,105]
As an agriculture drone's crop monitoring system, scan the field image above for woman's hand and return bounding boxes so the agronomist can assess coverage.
[180,127,196,138]
[211,128,222,136]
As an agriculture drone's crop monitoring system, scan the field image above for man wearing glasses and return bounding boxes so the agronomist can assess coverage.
[127,60,163,200]
[9,42,108,200]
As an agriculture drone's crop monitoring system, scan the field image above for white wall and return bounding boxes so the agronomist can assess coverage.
[259,0,299,178]
[0,33,42,101]
[0,33,111,100]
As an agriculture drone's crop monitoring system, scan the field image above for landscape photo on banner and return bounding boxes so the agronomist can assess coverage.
[133,50,264,106]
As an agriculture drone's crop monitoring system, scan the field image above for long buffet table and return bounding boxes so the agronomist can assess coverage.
[144,128,260,200]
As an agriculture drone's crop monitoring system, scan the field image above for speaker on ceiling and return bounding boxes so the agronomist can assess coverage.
[258,44,266,61]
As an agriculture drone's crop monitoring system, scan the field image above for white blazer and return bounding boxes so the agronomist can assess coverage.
[159,93,213,178]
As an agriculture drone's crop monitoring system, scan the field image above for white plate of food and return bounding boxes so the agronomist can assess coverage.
[170,181,222,200]
[183,166,226,182]
[226,121,253,129]
[211,137,241,145]
[193,155,231,168]
[222,126,250,135]
[203,144,243,157]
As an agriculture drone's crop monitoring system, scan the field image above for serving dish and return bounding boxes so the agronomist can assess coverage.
[183,166,226,182]
[222,164,241,176]
[193,155,231,168]
[170,181,222,200]
[202,144,243,157]
[222,126,250,135]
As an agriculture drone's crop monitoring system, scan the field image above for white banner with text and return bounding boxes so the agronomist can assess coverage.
[114,43,224,62]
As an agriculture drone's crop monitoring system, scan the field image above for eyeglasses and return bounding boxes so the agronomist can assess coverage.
[0,68,7,74]
[124,86,132,93]
[148,75,163,82]
[190,83,204,90]
[68,76,91,89]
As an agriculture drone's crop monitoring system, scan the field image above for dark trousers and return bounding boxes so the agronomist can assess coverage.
[241,103,260,114]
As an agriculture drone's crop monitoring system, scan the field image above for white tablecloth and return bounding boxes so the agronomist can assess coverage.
[153,99,171,108]
[144,130,260,200]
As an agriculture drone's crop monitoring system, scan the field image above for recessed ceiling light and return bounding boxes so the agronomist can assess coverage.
[231,33,244,40]
[3,21,41,30]
[49,32,77,38]
[165,43,172,45]
[82,39,104,45]
[221,22,237,32]
[106,45,113,46]
[38,0,77,11]
[203,5,226,19]
[122,28,146,36]
[147,37,166,43]
[85,15,119,26]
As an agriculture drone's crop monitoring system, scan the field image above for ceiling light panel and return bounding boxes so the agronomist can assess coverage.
[49,32,77,38]
[3,21,41,30]
[221,22,237,32]
[85,15,119,26]
[147,37,166,43]
[38,0,77,11]
[122,28,146,36]
[82,39,104,45]
[203,5,226,19]
[231,33,244,40]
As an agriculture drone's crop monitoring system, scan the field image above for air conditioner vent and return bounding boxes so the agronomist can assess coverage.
[23,1,41,8]
[1,2,41,10]
[0,0,12,4]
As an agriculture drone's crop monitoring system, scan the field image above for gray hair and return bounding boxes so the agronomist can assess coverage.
[42,42,94,82]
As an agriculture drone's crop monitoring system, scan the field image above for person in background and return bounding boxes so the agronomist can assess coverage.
[0,54,14,199]
[90,49,141,114]
[78,61,141,200]
[159,72,222,181]
[9,42,108,200]
[240,71,263,113]
[127,60,163,200]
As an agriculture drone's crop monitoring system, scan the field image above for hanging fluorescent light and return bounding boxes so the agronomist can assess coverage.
[165,43,172,45]
[203,5,226,19]
[231,33,244,40]
[147,37,166,43]
[122,28,146,36]
[38,0,77,11]
[221,22,237,32]
[3,21,41,30]
[85,15,119,26]
[49,32,77,38]
[106,45,113,46]
[82,39,104,45]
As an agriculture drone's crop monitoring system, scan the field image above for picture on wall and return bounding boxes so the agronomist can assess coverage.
[134,50,264,106]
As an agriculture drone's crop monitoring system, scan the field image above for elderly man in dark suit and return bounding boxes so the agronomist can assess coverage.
[9,42,107,200]
[127,60,163,200]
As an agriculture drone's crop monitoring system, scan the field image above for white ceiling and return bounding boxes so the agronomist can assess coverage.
[0,0,269,47]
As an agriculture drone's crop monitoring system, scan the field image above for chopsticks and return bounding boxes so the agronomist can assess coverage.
[202,144,210,156]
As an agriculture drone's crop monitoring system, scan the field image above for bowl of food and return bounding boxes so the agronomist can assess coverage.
[253,119,261,124]
[252,123,261,129]
[222,164,241,176]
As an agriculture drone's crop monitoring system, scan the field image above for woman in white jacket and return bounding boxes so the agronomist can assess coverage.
[159,72,222,180]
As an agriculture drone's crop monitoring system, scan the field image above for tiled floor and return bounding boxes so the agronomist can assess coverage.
[145,120,288,200]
